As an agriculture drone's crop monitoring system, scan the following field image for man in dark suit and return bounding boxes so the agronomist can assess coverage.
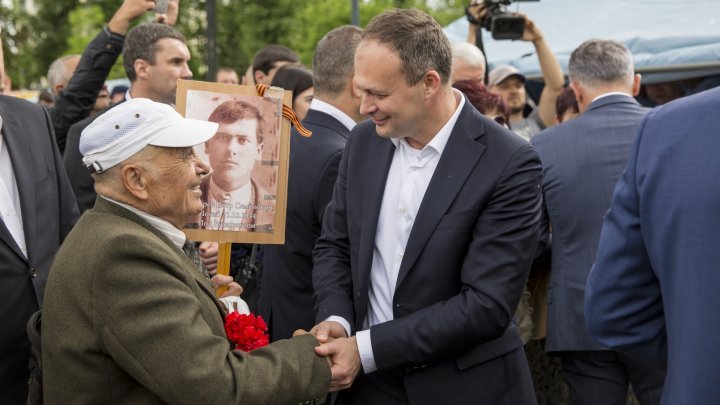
[43,98,330,404]
[64,21,191,214]
[531,39,666,404]
[309,9,541,404]
[260,25,364,342]
[0,95,79,403]
[586,86,720,404]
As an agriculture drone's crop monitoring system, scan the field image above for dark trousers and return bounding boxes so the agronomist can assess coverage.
[558,350,665,405]
[337,369,409,405]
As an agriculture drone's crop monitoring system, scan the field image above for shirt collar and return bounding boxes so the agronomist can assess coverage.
[100,195,187,249]
[309,98,356,131]
[391,88,465,156]
[591,91,634,103]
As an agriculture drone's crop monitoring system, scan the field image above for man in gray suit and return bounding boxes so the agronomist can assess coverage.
[531,39,666,404]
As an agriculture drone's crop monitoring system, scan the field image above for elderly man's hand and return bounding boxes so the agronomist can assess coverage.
[211,274,243,298]
[309,321,348,344]
[198,241,218,276]
[315,336,361,392]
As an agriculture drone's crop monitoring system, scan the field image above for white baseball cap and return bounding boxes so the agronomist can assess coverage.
[80,98,219,173]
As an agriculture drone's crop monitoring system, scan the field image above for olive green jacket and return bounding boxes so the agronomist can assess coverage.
[42,197,329,404]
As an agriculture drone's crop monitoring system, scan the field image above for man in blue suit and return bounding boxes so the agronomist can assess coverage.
[586,86,720,404]
[260,25,364,341]
[531,39,665,404]
[309,9,541,404]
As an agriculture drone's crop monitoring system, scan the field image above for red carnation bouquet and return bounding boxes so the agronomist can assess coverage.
[224,312,269,352]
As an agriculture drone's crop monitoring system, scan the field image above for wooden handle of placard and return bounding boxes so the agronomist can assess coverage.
[215,242,232,297]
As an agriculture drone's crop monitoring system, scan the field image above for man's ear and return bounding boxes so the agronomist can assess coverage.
[422,70,442,99]
[569,81,584,111]
[121,164,149,201]
[254,70,267,85]
[134,59,150,80]
[632,73,642,97]
[54,84,65,95]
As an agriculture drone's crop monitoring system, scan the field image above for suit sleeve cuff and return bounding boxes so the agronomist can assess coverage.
[356,329,377,373]
[324,316,352,338]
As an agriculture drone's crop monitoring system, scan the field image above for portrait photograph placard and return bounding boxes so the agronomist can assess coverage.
[176,80,291,244]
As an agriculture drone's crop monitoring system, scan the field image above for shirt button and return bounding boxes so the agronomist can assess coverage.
[400,207,406,214]
[399,252,404,258]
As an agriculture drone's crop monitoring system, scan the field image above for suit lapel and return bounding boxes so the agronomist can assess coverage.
[395,105,487,290]
[0,106,35,262]
[357,134,395,306]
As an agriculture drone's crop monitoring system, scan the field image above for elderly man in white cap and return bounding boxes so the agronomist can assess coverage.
[41,98,330,404]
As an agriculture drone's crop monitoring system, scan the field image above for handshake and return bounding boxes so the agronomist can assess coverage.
[294,321,361,392]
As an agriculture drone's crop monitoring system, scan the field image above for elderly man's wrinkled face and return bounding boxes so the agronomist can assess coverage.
[205,118,262,192]
[145,146,209,228]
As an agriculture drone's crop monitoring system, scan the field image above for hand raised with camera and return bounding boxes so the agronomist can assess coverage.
[155,0,180,26]
[465,1,488,25]
[520,14,544,42]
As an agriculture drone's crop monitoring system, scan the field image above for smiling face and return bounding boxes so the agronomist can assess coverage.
[144,146,210,228]
[354,39,428,141]
[205,119,262,192]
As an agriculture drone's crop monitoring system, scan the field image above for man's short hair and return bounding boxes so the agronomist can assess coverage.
[47,54,80,95]
[362,8,452,85]
[569,39,634,89]
[451,42,486,69]
[312,25,362,98]
[123,23,186,82]
[207,100,265,144]
[251,45,299,75]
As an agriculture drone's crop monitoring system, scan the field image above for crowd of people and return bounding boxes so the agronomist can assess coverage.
[1,1,719,404]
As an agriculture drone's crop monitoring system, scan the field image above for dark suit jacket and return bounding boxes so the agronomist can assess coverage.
[0,95,79,403]
[43,197,329,404]
[313,100,542,404]
[586,87,720,404]
[63,103,119,213]
[260,109,349,341]
[531,94,648,352]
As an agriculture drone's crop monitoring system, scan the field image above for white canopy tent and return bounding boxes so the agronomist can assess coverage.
[443,0,720,84]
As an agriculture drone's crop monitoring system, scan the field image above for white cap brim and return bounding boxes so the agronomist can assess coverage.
[150,118,219,148]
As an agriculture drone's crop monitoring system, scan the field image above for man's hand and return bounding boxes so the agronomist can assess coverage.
[309,321,348,344]
[520,14,543,42]
[198,241,218,276]
[108,0,155,36]
[466,1,487,25]
[211,274,243,298]
[315,336,361,392]
[155,0,180,26]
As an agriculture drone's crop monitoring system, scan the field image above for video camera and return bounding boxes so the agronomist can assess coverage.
[466,0,539,40]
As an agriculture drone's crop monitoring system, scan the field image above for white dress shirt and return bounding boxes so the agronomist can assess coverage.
[0,115,27,258]
[352,91,466,373]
